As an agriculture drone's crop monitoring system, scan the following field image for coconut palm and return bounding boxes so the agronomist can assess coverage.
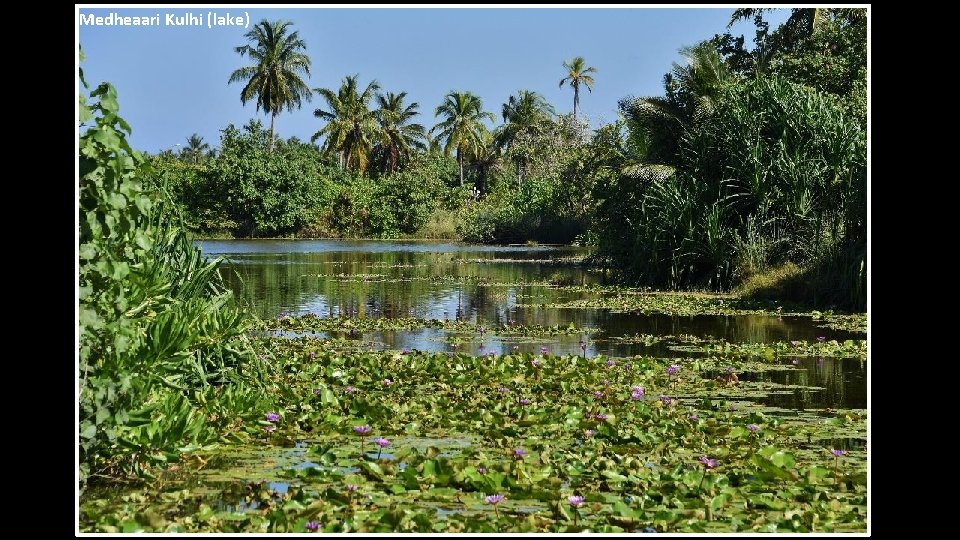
[495,90,555,183]
[180,133,210,164]
[312,75,381,173]
[373,92,428,175]
[228,20,312,151]
[431,91,495,186]
[559,56,597,120]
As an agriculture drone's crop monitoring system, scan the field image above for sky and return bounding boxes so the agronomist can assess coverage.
[77,6,789,154]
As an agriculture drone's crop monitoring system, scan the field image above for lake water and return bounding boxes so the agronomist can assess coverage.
[199,240,866,410]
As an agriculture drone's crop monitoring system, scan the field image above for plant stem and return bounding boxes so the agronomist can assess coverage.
[698,470,707,491]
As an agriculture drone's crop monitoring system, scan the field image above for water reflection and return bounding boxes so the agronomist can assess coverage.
[199,240,866,411]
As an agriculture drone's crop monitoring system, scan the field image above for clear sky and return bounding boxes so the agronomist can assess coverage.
[78,6,789,153]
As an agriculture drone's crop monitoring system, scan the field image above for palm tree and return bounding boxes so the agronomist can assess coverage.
[180,133,210,164]
[312,75,381,173]
[374,92,428,175]
[618,42,733,181]
[431,91,495,186]
[228,19,312,151]
[495,90,555,184]
[559,56,597,120]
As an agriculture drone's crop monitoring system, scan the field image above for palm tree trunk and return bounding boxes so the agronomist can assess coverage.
[269,112,277,151]
[573,85,578,120]
[457,148,464,187]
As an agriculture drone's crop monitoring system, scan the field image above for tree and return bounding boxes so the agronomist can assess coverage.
[180,133,211,164]
[228,19,312,151]
[312,75,381,174]
[431,91,495,186]
[559,56,597,120]
[374,91,428,175]
[495,90,555,183]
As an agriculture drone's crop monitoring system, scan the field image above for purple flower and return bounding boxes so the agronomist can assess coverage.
[659,395,673,406]
[520,399,531,405]
[513,448,525,459]
[402,348,411,354]
[747,424,760,432]
[313,388,321,396]
[630,390,644,400]
[373,437,390,448]
[531,358,542,367]
[488,351,496,358]
[817,336,826,342]
[631,385,645,397]
[688,414,698,422]
[479,343,486,350]
[508,319,516,325]
[667,364,681,376]
[305,521,320,532]
[540,346,549,354]
[625,364,632,371]
[263,425,276,434]
[584,429,594,437]
[309,351,317,359]
[603,380,612,386]
[344,386,357,394]
[353,425,372,436]
[606,360,616,367]
[265,412,280,423]
[347,484,359,492]
[477,467,487,474]
[595,413,608,421]
[830,449,846,457]
[499,387,510,394]
[593,391,605,399]
[568,495,585,508]
[699,456,718,469]
[382,378,394,386]
[485,494,504,505]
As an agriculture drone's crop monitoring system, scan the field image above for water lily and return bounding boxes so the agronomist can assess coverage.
[344,386,357,394]
[513,447,525,459]
[747,424,760,433]
[477,467,487,474]
[659,395,673,407]
[568,495,585,525]
[593,391,604,399]
[485,494,504,518]
[347,484,359,492]
[595,413,608,421]
[689,414,698,422]
[531,358,542,367]
[584,429,594,437]
[520,398,531,405]
[499,386,510,394]
[305,521,320,532]
[830,448,846,479]
[606,359,615,367]
[817,336,826,342]
[667,364,681,376]
[540,346,549,355]
[698,456,717,490]
[263,425,276,434]
[382,378,394,386]
[631,386,645,400]
[373,437,390,459]
[265,412,280,423]
[353,425,372,457]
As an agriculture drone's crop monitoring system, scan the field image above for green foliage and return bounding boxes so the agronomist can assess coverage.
[79,79,264,487]
[594,77,865,308]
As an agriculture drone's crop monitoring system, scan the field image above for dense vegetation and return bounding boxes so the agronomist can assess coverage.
[79,62,272,487]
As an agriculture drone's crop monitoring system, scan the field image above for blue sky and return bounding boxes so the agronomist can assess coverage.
[78,6,788,153]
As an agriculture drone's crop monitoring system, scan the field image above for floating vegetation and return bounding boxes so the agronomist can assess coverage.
[81,336,866,533]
